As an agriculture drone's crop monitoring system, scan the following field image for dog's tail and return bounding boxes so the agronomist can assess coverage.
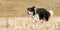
[49,10,54,16]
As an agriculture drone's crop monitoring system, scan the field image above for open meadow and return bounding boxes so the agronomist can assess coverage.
[0,0,60,30]
[0,16,60,30]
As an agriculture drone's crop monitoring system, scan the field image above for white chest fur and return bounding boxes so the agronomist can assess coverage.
[33,14,40,21]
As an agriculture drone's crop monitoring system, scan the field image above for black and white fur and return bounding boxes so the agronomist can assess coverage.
[27,6,53,22]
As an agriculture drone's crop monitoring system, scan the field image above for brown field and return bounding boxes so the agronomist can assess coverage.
[0,16,60,30]
[0,0,60,17]
[0,0,60,30]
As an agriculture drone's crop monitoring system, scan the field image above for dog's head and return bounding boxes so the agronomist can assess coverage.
[27,6,35,16]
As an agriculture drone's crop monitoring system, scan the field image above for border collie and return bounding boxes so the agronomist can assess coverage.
[27,6,53,22]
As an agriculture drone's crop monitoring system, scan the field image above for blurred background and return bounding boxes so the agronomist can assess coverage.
[0,0,60,17]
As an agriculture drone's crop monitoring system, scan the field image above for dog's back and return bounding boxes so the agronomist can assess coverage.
[36,8,50,21]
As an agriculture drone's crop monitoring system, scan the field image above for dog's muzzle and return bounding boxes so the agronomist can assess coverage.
[27,11,33,15]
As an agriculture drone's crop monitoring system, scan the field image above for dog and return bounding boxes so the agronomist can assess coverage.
[27,6,53,22]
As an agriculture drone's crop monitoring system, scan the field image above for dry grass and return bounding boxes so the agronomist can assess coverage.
[0,0,60,30]
[0,16,60,30]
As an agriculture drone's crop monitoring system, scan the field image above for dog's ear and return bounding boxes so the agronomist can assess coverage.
[31,6,35,9]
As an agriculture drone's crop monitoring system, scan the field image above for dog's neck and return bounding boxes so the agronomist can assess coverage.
[33,8,36,16]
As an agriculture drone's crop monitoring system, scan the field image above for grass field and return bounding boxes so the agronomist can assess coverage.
[0,0,60,30]
[0,16,60,30]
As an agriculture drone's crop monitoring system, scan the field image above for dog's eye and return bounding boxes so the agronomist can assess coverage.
[28,9,31,11]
